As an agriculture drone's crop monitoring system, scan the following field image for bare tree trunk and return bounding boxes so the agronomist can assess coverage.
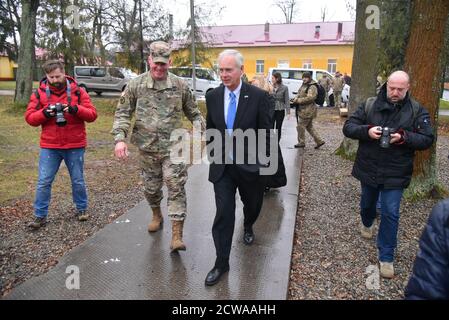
[97,12,106,64]
[6,0,19,56]
[87,1,108,64]
[321,6,328,22]
[403,0,449,199]
[14,0,39,106]
[337,0,381,159]
[60,0,66,48]
[274,0,297,24]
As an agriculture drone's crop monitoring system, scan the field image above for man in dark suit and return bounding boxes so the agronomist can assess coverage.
[204,49,274,286]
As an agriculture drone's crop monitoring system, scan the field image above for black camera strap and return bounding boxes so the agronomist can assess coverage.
[381,105,402,129]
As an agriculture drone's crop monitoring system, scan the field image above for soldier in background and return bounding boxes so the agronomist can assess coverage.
[111,41,205,252]
[332,71,345,108]
[318,74,332,107]
[291,71,325,149]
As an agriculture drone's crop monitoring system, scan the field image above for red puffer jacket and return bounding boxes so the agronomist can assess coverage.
[25,76,97,149]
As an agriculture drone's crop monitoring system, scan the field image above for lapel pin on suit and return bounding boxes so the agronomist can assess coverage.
[244,95,249,99]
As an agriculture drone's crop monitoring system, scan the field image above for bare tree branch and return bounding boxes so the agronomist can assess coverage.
[273,0,300,24]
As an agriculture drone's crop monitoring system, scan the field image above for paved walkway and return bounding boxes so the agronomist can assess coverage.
[5,118,302,300]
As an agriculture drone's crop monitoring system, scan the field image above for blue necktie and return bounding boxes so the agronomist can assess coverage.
[226,92,236,135]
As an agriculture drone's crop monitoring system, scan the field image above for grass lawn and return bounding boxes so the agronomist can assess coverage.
[0,81,40,90]
[440,99,449,110]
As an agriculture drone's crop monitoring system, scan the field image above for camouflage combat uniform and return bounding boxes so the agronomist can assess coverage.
[332,75,345,108]
[111,72,204,221]
[292,80,324,147]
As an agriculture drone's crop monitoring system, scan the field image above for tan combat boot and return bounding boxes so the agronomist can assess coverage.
[147,207,163,232]
[379,261,394,279]
[360,222,374,239]
[170,220,186,252]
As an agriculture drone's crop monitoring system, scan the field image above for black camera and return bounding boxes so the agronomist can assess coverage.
[48,103,67,127]
[379,127,395,148]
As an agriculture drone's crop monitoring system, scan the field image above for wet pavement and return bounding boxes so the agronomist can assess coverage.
[5,118,303,300]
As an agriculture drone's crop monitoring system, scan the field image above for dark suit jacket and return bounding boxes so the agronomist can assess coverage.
[206,82,274,183]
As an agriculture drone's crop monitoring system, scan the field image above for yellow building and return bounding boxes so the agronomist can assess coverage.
[0,54,16,80]
[172,21,355,79]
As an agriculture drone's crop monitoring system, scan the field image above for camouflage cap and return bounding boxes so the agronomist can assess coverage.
[149,41,171,64]
[302,71,312,79]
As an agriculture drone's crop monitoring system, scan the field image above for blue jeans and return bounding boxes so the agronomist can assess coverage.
[360,183,404,263]
[376,194,382,211]
[34,148,88,218]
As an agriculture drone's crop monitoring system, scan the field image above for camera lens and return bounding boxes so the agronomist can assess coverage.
[55,103,67,127]
[379,127,390,148]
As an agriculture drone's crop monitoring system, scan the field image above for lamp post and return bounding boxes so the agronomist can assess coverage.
[190,0,196,96]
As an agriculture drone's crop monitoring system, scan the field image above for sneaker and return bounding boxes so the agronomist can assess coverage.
[379,261,394,279]
[294,144,305,148]
[28,216,47,230]
[76,210,89,222]
[314,141,325,149]
[360,223,374,239]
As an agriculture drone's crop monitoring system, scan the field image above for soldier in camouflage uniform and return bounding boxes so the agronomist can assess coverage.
[291,71,325,149]
[111,41,205,252]
[332,71,345,108]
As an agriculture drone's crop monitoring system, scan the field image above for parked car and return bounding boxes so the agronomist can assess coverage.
[267,67,350,106]
[74,66,130,95]
[169,66,221,96]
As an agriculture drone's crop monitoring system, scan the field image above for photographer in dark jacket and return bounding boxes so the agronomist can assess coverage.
[343,71,434,279]
[405,198,449,300]
[25,60,97,229]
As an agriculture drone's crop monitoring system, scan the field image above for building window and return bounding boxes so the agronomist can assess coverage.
[303,59,312,69]
[277,60,290,68]
[256,60,265,74]
[328,59,337,74]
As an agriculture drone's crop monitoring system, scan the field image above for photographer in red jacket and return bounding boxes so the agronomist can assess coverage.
[25,60,97,229]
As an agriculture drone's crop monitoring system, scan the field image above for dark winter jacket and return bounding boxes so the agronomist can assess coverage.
[342,84,434,189]
[405,198,449,300]
[25,76,97,149]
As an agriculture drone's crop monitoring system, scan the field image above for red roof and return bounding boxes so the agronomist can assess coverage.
[174,21,355,49]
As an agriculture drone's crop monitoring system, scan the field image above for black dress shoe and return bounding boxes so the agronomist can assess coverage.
[243,229,255,245]
[205,266,229,286]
